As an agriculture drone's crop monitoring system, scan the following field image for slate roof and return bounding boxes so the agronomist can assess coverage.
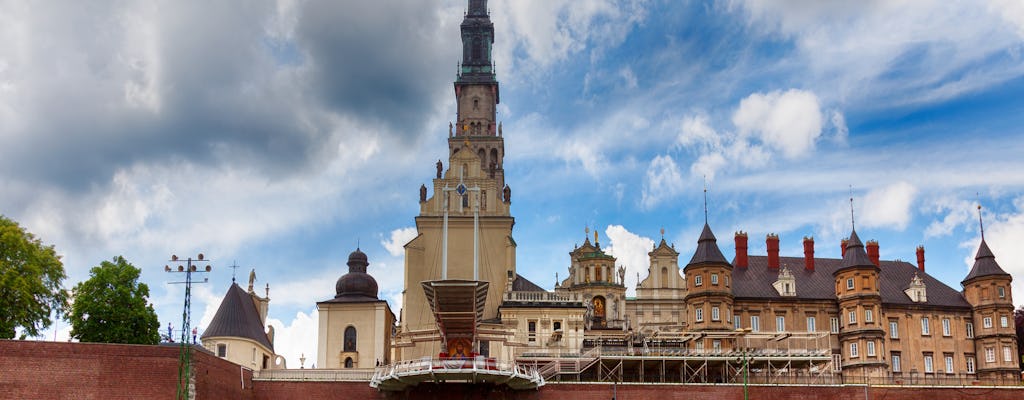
[733,255,971,309]
[686,223,729,266]
[963,239,1010,283]
[512,274,546,292]
[201,283,274,350]
[836,230,877,272]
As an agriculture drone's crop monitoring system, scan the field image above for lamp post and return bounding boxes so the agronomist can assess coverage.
[165,254,211,400]
[735,328,752,400]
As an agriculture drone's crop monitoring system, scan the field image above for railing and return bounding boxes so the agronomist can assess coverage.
[253,368,375,381]
[503,291,582,303]
[370,357,544,388]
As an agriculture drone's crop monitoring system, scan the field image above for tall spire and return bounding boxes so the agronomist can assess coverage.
[849,186,856,231]
[458,0,496,83]
[703,175,709,224]
[977,194,985,241]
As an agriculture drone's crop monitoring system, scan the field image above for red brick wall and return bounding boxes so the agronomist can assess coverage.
[2,341,1021,400]
[0,340,253,400]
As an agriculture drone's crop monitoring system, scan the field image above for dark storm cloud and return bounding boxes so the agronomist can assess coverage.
[294,0,460,139]
[0,0,460,192]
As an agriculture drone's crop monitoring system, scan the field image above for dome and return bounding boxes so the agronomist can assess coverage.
[333,248,379,301]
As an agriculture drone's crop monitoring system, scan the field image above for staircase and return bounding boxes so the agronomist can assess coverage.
[538,347,601,380]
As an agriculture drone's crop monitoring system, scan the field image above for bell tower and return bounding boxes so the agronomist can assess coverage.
[451,0,505,188]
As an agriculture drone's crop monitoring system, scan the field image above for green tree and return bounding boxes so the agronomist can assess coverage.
[0,215,68,339]
[68,256,160,344]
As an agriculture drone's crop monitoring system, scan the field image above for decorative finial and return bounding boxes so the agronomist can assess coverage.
[595,228,599,244]
[977,193,985,241]
[357,238,360,250]
[703,175,709,223]
[849,185,856,231]
[660,227,665,238]
[229,261,240,283]
[585,225,590,239]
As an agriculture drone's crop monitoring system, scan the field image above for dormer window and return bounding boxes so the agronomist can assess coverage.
[904,272,927,303]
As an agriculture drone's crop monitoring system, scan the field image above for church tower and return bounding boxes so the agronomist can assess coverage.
[451,0,506,189]
[400,0,516,361]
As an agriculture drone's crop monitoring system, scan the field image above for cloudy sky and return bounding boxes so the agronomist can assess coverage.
[4,0,1024,367]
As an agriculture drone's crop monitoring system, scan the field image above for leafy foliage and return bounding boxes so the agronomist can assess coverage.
[0,215,68,339]
[68,256,160,344]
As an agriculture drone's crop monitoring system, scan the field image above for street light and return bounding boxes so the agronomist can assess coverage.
[735,328,752,400]
[166,253,212,400]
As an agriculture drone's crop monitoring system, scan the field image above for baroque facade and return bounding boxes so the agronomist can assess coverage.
[302,0,1019,386]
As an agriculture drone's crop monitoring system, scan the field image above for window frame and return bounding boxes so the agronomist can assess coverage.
[945,356,954,374]
[830,317,840,333]
[751,315,761,332]
[966,322,974,338]
[967,356,976,373]
[867,340,876,356]
[846,278,854,290]
[695,307,704,322]
[985,348,995,363]
[865,309,874,323]
[694,274,703,286]
[942,318,951,336]
[983,317,993,329]
[848,311,857,324]
[921,317,930,335]
[807,316,816,332]
[924,355,934,373]
[711,306,720,321]
[711,273,719,285]
[890,320,899,339]
[850,342,859,358]
[892,353,901,372]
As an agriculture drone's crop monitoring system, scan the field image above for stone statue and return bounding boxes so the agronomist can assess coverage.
[248,269,256,292]
[612,300,619,320]
[584,300,594,330]
[498,122,503,137]
[502,184,511,204]
[435,160,443,179]
[618,266,626,286]
[448,122,453,137]
[419,184,427,203]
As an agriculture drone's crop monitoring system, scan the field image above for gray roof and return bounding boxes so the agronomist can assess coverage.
[733,256,971,309]
[512,273,545,292]
[837,230,877,272]
[686,223,729,267]
[201,283,273,350]
[963,239,1010,283]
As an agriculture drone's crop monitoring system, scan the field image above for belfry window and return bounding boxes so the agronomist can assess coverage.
[344,326,357,352]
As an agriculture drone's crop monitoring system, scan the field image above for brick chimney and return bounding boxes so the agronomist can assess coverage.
[734,231,748,268]
[841,238,849,258]
[866,240,880,266]
[916,246,925,272]
[766,233,780,269]
[803,236,815,271]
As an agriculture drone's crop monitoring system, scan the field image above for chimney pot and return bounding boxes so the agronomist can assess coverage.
[766,233,780,269]
[866,240,880,266]
[916,246,925,272]
[803,236,815,271]
[734,231,748,268]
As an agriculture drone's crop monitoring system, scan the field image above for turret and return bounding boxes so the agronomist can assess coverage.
[832,230,886,377]
[683,223,734,331]
[961,235,1017,382]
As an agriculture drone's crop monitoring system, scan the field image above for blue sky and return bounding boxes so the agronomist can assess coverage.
[3,0,1024,367]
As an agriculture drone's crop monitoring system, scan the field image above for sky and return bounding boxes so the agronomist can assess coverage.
[3,0,1024,368]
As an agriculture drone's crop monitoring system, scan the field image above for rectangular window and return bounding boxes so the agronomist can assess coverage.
[751,316,760,332]
[1004,346,1012,362]
[942,318,951,336]
[967,356,976,373]
[712,307,720,321]
[696,340,704,352]
[776,316,786,332]
[921,317,930,335]
[892,353,901,372]
[865,309,874,322]
[695,275,703,286]
[945,356,954,373]
[1000,315,1009,328]
[832,354,843,372]
[867,341,876,356]
[966,322,974,338]
[217,344,226,358]
[890,321,899,339]
[734,315,741,330]
[983,317,993,328]
[846,278,854,290]
[528,321,537,342]
[713,339,722,352]
[998,287,1006,298]
[831,317,840,333]
[985,348,995,363]
[849,311,856,324]
[924,355,934,373]
[553,321,562,331]
[807,316,816,332]
[695,308,704,322]
[711,274,719,285]
[850,343,859,358]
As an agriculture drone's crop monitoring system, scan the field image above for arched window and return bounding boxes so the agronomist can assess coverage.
[344,357,354,368]
[490,148,499,167]
[344,326,357,352]
[478,148,486,169]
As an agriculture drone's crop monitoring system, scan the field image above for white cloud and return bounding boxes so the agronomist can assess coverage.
[732,89,823,159]
[830,110,848,144]
[267,309,318,369]
[603,224,654,297]
[381,227,417,257]
[860,181,919,230]
[640,155,686,210]
[677,113,721,150]
[923,196,973,238]
[989,0,1024,38]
